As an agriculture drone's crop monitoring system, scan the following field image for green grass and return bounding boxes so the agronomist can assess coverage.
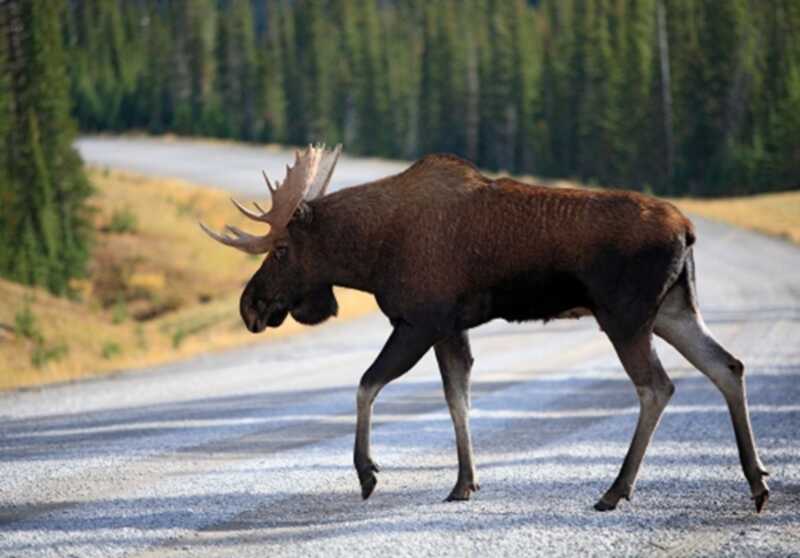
[107,206,138,233]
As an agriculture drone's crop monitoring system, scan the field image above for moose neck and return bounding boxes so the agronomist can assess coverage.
[308,192,383,294]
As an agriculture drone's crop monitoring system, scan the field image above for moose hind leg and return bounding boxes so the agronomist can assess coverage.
[595,331,674,511]
[654,290,769,512]
[435,332,479,502]
[354,323,436,500]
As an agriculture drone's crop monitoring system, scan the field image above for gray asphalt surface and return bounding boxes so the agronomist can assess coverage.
[75,136,409,196]
[1,137,798,557]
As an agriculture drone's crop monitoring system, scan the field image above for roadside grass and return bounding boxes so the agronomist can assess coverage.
[672,191,800,245]
[0,168,377,391]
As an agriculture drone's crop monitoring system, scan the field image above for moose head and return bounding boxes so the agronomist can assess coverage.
[200,145,343,333]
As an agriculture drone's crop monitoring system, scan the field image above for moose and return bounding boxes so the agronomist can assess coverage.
[201,145,769,512]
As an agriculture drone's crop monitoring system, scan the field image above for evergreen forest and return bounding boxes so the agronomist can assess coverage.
[0,0,92,294]
[2,0,800,295]
[66,0,800,196]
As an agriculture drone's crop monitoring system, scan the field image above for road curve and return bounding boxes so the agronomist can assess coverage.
[1,137,798,557]
[75,136,409,196]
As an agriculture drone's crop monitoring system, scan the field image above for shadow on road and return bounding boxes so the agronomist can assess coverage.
[1,358,798,553]
[1,368,798,462]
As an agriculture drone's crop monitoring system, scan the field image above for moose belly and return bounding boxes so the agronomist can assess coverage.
[487,271,593,324]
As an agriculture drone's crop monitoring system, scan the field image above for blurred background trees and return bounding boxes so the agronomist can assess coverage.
[60,0,800,196]
[0,0,92,294]
[2,0,800,295]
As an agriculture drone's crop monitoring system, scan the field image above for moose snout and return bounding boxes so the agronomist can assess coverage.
[240,293,289,333]
[239,295,262,333]
[239,290,265,333]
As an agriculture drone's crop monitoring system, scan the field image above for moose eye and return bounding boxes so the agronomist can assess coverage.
[273,245,288,260]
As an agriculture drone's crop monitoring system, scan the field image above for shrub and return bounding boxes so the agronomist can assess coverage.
[31,342,69,368]
[108,207,138,234]
[101,341,122,359]
[171,328,187,349]
[111,295,128,324]
[14,301,40,341]
[14,299,69,367]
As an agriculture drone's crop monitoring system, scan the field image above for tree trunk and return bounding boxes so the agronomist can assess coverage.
[656,0,674,188]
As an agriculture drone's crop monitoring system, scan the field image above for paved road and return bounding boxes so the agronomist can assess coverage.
[1,137,799,556]
[75,136,409,197]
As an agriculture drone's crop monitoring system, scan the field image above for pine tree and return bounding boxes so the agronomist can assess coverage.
[0,23,11,274]
[259,0,287,143]
[577,0,620,184]
[564,0,590,176]
[167,0,215,135]
[330,0,360,147]
[755,0,800,190]
[296,0,334,142]
[461,0,486,162]
[417,3,440,155]
[215,0,257,140]
[381,1,421,158]
[677,0,755,194]
[278,0,304,145]
[1,0,92,294]
[537,0,573,177]
[65,0,137,131]
[617,0,654,186]
[353,0,393,155]
[138,3,172,134]
[510,0,538,173]
[483,0,516,170]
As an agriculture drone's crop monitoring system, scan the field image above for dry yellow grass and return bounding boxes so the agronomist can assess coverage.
[0,168,377,391]
[673,191,800,245]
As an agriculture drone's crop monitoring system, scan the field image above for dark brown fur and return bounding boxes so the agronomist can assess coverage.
[274,154,694,338]
[238,153,768,511]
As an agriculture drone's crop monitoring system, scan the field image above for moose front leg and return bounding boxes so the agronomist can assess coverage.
[355,323,437,500]
[435,332,480,501]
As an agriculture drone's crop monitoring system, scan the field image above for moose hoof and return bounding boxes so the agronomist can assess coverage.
[357,461,380,500]
[751,476,769,513]
[754,489,769,514]
[594,490,629,512]
[445,482,480,502]
[593,498,617,512]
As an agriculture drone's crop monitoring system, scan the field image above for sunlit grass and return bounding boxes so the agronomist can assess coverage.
[673,191,800,245]
[0,168,377,391]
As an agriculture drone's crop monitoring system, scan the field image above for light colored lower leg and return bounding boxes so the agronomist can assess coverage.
[435,334,478,500]
[446,386,477,490]
[655,308,768,492]
[354,384,376,469]
[600,380,673,507]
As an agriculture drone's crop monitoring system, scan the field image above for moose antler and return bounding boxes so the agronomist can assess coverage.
[200,144,342,254]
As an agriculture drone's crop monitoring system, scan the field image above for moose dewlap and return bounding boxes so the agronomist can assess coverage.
[201,145,769,512]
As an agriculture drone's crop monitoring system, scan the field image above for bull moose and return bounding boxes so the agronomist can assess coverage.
[201,145,769,512]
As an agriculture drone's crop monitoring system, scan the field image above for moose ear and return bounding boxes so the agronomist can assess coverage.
[292,201,313,225]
